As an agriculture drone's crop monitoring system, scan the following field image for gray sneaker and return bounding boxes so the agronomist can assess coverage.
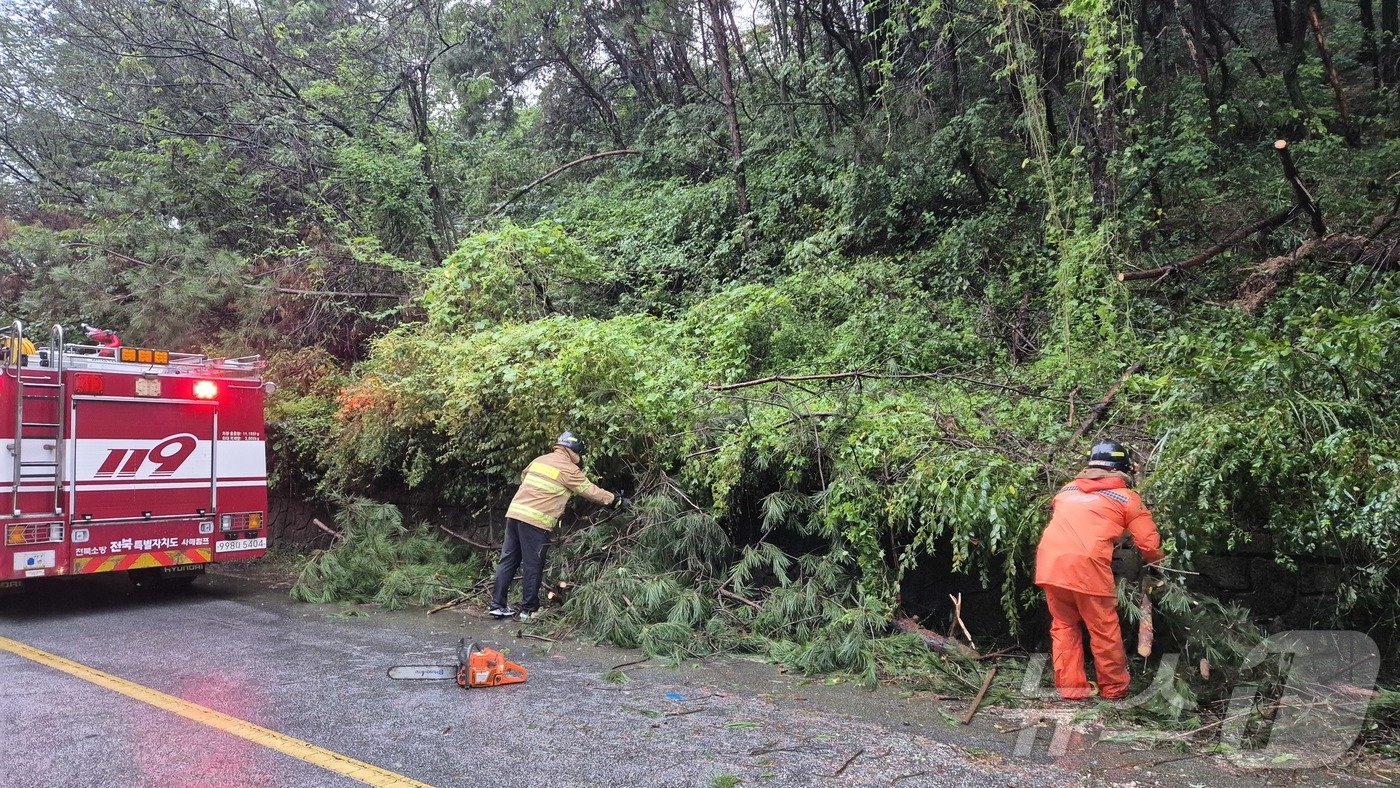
[488,605,516,618]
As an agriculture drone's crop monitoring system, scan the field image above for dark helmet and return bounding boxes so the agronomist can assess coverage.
[1087,440,1134,475]
[555,431,585,457]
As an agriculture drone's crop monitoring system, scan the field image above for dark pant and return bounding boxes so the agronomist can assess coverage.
[491,518,552,612]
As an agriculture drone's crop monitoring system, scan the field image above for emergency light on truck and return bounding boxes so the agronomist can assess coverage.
[118,347,170,365]
[74,373,104,394]
[193,380,218,399]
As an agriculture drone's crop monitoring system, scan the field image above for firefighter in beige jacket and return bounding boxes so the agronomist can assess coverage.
[490,432,621,621]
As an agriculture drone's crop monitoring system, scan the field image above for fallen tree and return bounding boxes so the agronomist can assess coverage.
[1116,208,1297,282]
[892,616,980,660]
[1235,233,1396,313]
[1117,139,1331,283]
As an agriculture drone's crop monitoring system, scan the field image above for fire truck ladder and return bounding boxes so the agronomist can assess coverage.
[6,321,66,516]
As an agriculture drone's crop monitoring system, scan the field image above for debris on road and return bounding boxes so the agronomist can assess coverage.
[959,666,998,725]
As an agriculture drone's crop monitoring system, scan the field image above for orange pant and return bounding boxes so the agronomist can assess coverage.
[1043,585,1129,700]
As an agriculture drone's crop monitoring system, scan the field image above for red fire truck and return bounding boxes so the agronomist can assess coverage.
[0,321,269,592]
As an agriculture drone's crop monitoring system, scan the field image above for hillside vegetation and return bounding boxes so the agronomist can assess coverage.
[2,0,1398,694]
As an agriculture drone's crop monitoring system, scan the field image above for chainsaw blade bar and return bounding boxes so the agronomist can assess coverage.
[387,665,458,680]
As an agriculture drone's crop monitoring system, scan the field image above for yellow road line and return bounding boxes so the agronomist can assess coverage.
[0,635,433,788]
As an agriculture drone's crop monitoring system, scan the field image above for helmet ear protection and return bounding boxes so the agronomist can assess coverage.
[1087,440,1134,475]
[555,431,585,457]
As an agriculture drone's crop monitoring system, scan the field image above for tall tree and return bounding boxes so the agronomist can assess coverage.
[704,0,751,220]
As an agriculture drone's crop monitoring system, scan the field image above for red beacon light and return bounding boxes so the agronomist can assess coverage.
[193,380,218,400]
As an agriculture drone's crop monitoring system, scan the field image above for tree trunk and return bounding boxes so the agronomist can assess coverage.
[1192,0,1232,98]
[1383,0,1399,84]
[1273,0,1295,47]
[405,66,449,264]
[551,43,625,148]
[1211,8,1271,77]
[1282,0,1314,118]
[1174,0,1218,127]
[946,26,962,109]
[704,0,752,223]
[1307,1,1359,145]
[769,0,800,136]
[1360,0,1381,87]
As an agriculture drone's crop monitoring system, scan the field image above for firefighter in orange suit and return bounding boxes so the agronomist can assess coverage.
[489,432,624,622]
[1035,441,1164,700]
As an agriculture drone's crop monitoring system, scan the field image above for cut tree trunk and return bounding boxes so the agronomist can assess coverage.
[1274,139,1328,235]
[1235,234,1394,312]
[1137,578,1155,658]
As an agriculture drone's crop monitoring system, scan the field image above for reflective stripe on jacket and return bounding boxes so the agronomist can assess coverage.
[506,448,615,531]
[1034,468,1165,597]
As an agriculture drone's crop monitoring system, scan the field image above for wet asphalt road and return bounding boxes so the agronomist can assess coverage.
[0,567,1384,788]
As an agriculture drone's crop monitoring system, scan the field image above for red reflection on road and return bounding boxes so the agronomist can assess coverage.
[128,673,280,786]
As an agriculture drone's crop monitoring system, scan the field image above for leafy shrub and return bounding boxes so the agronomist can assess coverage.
[421,222,614,328]
[1146,285,1400,622]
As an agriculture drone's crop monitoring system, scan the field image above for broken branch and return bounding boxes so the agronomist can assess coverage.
[1117,209,1296,282]
[428,597,467,615]
[438,524,501,551]
[718,587,764,612]
[1137,578,1155,658]
[482,149,642,221]
[893,617,980,660]
[832,747,864,777]
[710,370,1065,403]
[1235,233,1391,313]
[949,593,976,651]
[243,282,404,300]
[1066,362,1145,447]
[312,518,343,542]
[960,666,998,725]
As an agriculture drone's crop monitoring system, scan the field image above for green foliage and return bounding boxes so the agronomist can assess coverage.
[0,221,244,348]
[1146,286,1400,619]
[264,347,349,491]
[422,223,614,329]
[291,497,485,609]
[326,311,698,501]
[331,132,435,257]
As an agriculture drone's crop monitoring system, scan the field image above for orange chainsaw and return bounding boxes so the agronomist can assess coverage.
[388,639,528,688]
